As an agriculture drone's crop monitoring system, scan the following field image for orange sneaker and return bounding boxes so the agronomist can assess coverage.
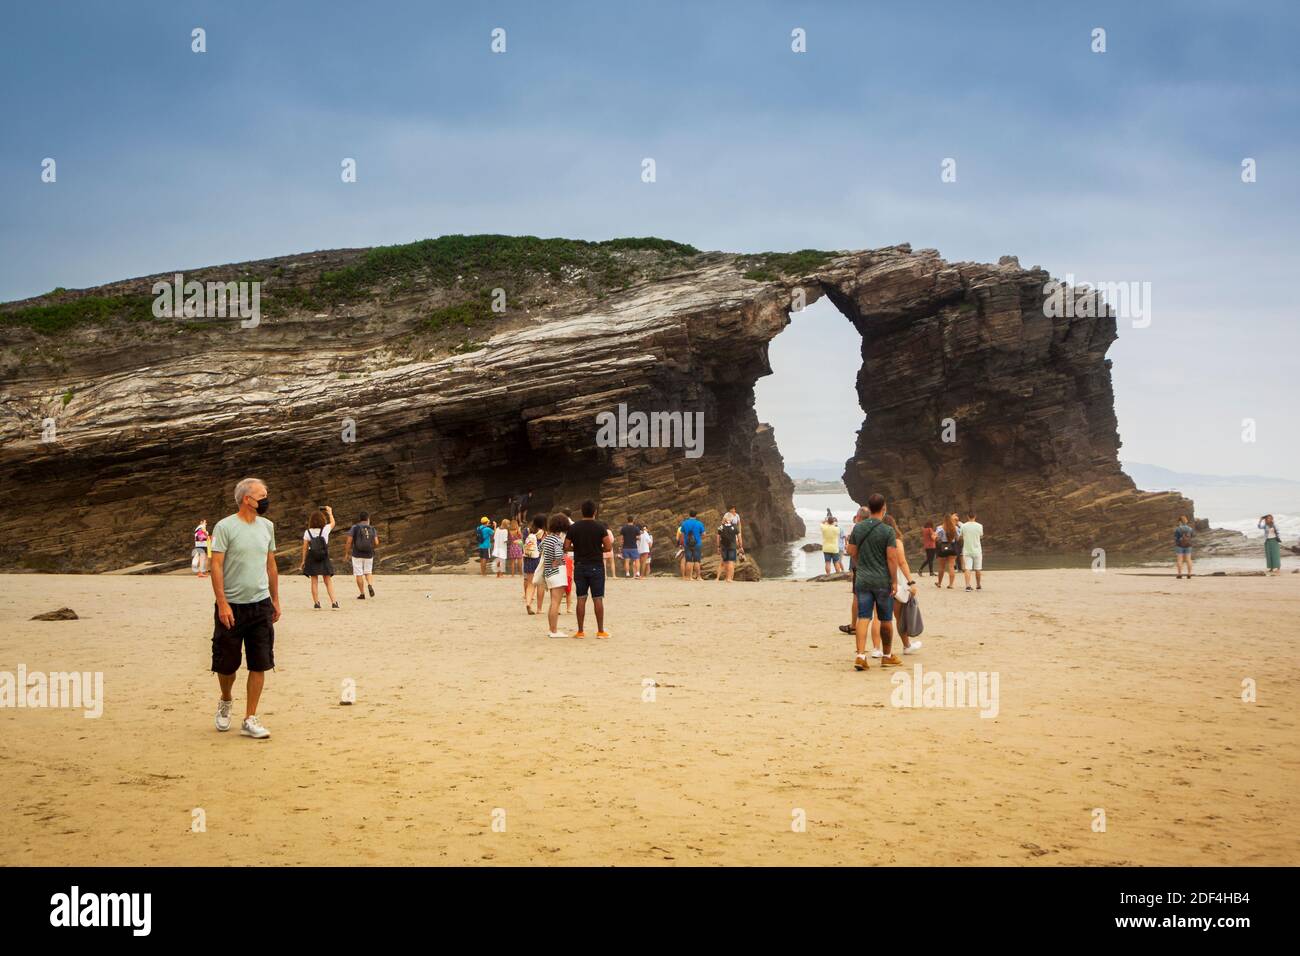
[880,654,903,667]
[572,631,586,639]
[596,631,610,639]
[854,655,870,671]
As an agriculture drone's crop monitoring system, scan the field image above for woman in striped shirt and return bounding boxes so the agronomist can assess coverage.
[542,513,572,638]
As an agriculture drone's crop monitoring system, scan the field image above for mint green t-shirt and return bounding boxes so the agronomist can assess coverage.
[212,514,276,604]
[961,520,984,557]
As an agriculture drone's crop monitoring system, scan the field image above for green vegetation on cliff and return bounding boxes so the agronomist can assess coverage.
[316,234,700,305]
[0,235,703,335]
[0,294,156,334]
[740,249,837,282]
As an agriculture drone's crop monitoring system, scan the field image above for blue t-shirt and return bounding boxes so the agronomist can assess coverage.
[681,518,705,546]
[477,525,493,548]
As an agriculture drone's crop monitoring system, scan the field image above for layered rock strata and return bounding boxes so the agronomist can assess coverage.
[0,240,1192,572]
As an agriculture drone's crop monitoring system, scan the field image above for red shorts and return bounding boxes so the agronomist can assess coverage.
[565,556,574,594]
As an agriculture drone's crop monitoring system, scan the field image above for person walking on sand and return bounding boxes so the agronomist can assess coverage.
[523,515,545,613]
[542,513,571,637]
[638,523,653,578]
[565,500,613,638]
[934,514,960,588]
[821,514,842,573]
[298,505,339,609]
[960,510,985,591]
[919,521,937,576]
[1259,514,1283,575]
[344,511,379,599]
[879,514,922,655]
[839,506,870,636]
[209,477,280,739]
[474,517,493,575]
[192,520,210,577]
[1174,515,1195,579]
[492,519,509,578]
[716,516,741,582]
[845,493,901,671]
[618,516,641,578]
[680,510,706,581]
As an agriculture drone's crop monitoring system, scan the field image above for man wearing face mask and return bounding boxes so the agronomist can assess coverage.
[209,476,281,739]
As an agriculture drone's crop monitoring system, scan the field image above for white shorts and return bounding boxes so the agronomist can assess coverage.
[544,569,567,590]
[352,557,374,575]
[964,553,983,571]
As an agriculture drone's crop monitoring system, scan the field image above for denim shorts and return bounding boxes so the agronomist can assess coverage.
[683,543,701,562]
[855,588,894,623]
[622,547,639,560]
[573,561,606,598]
[721,548,737,562]
[1175,547,1191,556]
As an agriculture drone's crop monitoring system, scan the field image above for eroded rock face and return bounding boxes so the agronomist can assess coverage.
[818,247,1194,555]
[0,241,1190,572]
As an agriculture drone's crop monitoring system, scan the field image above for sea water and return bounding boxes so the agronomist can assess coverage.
[750,494,1296,580]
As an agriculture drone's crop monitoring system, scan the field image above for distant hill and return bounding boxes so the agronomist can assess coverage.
[1124,462,1300,489]
[786,459,847,482]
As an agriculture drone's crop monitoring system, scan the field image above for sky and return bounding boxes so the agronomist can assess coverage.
[2,0,1296,475]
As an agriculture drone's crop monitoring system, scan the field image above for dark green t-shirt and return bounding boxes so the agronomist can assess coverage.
[849,517,896,590]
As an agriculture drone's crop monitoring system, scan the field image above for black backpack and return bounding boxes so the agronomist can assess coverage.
[718,524,738,549]
[352,524,377,557]
[307,529,329,560]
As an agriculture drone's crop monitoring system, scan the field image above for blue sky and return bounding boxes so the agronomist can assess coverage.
[2,0,1297,475]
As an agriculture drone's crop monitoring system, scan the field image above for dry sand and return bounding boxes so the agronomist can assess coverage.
[1,569,1297,866]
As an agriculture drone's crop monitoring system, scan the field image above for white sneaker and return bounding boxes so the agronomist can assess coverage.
[240,715,271,739]
[870,649,884,658]
[215,698,232,732]
[904,641,923,654]
[548,631,568,639]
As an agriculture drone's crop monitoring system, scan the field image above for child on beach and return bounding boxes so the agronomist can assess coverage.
[564,546,574,613]
[523,516,544,613]
[542,513,572,637]
[492,520,509,578]
[638,524,653,578]
[508,520,524,575]
[192,521,210,577]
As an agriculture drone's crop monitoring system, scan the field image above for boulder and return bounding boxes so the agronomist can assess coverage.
[698,552,761,581]
[31,607,78,621]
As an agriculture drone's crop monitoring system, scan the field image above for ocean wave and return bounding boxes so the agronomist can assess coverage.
[1211,513,1300,539]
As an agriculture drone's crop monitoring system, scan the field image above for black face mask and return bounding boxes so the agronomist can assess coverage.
[255,496,270,516]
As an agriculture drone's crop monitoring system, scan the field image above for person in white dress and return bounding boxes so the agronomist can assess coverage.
[492,520,510,578]
[638,525,653,579]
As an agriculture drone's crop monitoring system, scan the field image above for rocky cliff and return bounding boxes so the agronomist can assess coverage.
[0,236,1191,572]
[819,249,1195,555]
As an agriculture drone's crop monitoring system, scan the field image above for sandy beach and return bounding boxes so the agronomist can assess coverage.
[2,569,1297,866]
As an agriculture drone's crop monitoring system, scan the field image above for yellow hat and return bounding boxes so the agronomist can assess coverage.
[480,516,489,524]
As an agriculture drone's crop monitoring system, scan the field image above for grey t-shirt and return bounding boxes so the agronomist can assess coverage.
[212,514,276,604]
